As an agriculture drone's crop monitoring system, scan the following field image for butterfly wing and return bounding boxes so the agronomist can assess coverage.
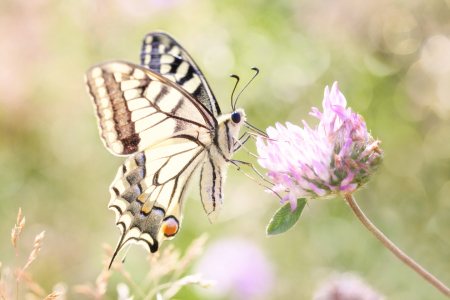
[85,60,216,156]
[140,31,222,117]
[109,137,207,262]
[85,61,217,259]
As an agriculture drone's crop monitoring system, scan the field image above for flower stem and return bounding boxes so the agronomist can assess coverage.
[344,194,450,297]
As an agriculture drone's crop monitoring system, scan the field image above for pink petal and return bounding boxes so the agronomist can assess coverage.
[341,172,355,186]
[310,107,324,120]
[266,126,278,139]
[338,138,353,158]
[289,192,298,212]
[280,195,289,204]
[324,182,337,191]
[357,140,381,160]
[331,104,349,121]
[339,183,358,193]
[309,183,327,197]
[312,161,330,182]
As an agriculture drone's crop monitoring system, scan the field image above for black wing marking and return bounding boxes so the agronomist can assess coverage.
[140,31,222,117]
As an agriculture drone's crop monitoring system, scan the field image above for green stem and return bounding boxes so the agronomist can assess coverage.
[344,194,450,297]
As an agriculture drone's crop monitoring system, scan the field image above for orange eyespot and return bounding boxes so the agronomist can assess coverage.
[162,218,178,236]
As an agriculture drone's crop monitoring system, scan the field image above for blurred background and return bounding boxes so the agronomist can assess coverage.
[1,0,450,299]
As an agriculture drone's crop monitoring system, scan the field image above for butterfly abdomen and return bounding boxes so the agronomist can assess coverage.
[199,152,228,224]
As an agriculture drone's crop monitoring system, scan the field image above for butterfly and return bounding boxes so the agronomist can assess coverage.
[84,31,263,265]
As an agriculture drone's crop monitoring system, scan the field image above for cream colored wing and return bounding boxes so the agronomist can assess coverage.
[108,135,208,264]
[85,60,216,156]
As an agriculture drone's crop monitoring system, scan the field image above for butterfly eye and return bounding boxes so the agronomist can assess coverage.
[231,112,241,123]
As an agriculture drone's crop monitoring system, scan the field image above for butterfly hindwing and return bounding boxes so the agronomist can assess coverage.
[85,60,216,156]
[140,32,221,117]
[109,135,208,259]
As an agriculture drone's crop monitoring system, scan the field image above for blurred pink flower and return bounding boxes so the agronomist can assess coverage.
[194,238,274,300]
[313,273,384,300]
[257,82,383,211]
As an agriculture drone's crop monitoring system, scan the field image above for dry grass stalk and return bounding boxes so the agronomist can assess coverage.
[11,209,25,248]
[73,283,97,299]
[16,209,21,227]
[0,267,13,300]
[171,234,208,280]
[73,269,111,299]
[11,229,17,248]
[12,208,27,299]
[43,291,62,300]
[162,274,216,300]
[20,272,46,297]
[111,257,146,298]
[105,244,145,296]
[142,244,179,289]
[74,244,113,299]
[3,209,63,300]
[20,231,45,276]
[77,235,214,299]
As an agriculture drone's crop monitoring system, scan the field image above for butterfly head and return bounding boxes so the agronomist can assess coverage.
[216,108,246,157]
[226,108,246,136]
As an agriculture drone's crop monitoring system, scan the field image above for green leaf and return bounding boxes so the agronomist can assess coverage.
[266,198,307,236]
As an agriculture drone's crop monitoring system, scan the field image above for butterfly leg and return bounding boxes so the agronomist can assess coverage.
[233,132,252,153]
[232,135,277,188]
[231,159,274,186]
[233,134,261,159]
[228,159,282,200]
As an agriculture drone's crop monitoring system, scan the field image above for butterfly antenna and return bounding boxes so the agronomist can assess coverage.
[233,67,259,110]
[230,74,240,110]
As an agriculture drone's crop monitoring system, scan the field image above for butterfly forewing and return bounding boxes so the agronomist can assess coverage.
[85,61,215,156]
[140,32,221,117]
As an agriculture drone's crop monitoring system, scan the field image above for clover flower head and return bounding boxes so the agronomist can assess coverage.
[257,82,383,211]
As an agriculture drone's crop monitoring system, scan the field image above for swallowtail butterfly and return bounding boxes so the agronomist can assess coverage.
[85,32,255,265]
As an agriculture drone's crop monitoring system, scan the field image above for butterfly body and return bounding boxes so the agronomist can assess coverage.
[85,32,248,262]
[199,109,246,223]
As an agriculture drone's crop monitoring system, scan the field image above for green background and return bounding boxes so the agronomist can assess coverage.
[0,0,449,299]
